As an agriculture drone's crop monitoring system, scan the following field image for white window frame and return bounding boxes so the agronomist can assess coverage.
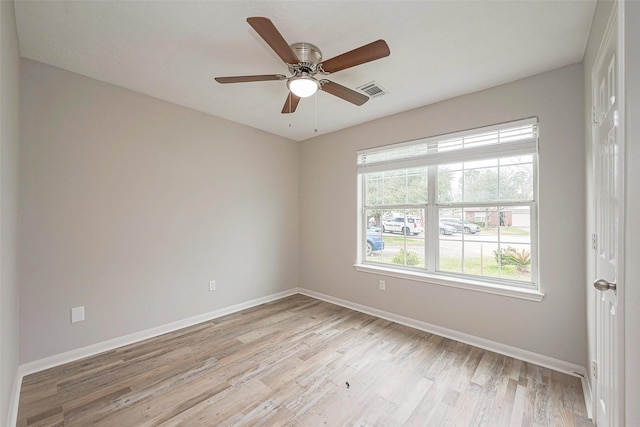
[355,118,544,301]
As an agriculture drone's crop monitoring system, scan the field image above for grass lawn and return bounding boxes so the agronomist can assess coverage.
[480,226,530,236]
[440,257,531,281]
[367,254,531,282]
[382,235,424,244]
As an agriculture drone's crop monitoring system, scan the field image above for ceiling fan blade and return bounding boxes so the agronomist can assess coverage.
[247,17,300,65]
[320,80,369,106]
[215,74,286,84]
[281,93,301,114]
[320,40,390,74]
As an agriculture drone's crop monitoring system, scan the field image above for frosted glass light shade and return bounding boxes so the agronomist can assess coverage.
[287,76,319,98]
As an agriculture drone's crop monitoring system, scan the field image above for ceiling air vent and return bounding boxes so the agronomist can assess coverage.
[357,81,387,99]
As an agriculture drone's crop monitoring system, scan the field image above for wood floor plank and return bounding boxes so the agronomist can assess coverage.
[16,294,593,426]
[510,383,528,427]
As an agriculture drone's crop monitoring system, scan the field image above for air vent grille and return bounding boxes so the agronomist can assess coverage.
[357,81,387,98]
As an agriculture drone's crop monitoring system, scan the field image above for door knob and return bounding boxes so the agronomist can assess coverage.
[593,279,616,291]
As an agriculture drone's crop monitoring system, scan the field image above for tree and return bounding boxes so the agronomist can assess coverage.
[457,161,533,203]
[365,168,427,205]
[498,163,533,201]
[438,167,455,203]
[462,168,498,202]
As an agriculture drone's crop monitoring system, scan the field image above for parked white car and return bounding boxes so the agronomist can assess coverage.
[382,215,424,235]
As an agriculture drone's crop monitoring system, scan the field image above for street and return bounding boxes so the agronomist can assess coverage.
[369,229,531,259]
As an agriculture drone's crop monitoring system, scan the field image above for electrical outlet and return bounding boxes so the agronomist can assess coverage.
[71,306,85,323]
[209,280,216,291]
[379,280,385,291]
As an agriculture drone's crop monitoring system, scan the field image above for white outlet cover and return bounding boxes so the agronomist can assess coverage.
[71,306,85,323]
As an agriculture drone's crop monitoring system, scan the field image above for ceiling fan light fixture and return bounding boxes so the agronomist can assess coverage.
[216,18,390,114]
[287,75,319,98]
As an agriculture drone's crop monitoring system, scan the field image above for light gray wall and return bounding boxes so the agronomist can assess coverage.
[1,0,21,424]
[300,64,587,366]
[623,1,639,422]
[19,59,299,363]
[582,0,614,413]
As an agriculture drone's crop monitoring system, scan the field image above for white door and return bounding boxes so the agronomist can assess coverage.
[592,6,623,427]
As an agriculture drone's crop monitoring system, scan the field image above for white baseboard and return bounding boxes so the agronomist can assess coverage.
[10,287,590,426]
[296,288,594,418]
[581,374,594,420]
[6,367,23,427]
[6,289,297,427]
[19,288,298,378]
[297,288,588,379]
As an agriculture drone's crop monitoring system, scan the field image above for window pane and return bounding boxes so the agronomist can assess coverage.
[499,162,533,201]
[440,240,462,273]
[405,168,428,204]
[365,209,385,262]
[382,171,409,205]
[439,157,534,205]
[497,207,532,283]
[464,241,500,278]
[364,168,427,206]
[365,172,384,206]
[438,164,462,204]
[463,166,498,203]
[437,206,532,282]
[366,209,425,267]
[496,244,532,282]
[438,207,463,272]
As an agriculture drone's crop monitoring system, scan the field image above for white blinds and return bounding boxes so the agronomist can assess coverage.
[357,117,538,173]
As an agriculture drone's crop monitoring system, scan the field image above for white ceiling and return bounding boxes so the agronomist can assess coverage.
[14,1,596,141]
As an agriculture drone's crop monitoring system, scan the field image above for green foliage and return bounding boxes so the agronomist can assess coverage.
[439,256,531,281]
[391,249,422,266]
[365,168,428,206]
[438,159,533,204]
[494,246,531,273]
[481,226,530,236]
[499,162,534,201]
[438,167,454,203]
[462,168,498,202]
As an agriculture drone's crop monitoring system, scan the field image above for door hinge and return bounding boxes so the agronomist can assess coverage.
[592,360,598,379]
[592,106,598,124]
[592,233,597,250]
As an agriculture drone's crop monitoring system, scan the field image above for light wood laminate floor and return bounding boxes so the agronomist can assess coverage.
[17,294,593,426]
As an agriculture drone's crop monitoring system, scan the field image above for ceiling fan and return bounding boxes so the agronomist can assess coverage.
[215,17,390,114]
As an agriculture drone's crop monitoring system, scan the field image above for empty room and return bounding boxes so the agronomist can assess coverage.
[1,1,638,426]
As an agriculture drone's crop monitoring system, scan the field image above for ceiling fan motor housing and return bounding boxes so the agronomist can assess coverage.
[289,42,322,75]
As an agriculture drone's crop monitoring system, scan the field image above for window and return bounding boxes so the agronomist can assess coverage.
[357,118,539,296]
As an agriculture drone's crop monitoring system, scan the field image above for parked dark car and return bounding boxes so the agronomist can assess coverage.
[440,218,481,234]
[366,228,385,255]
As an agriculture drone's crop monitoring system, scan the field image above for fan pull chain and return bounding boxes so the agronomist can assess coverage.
[314,91,318,133]
[288,92,292,128]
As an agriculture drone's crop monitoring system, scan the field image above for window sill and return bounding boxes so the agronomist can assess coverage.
[353,264,544,302]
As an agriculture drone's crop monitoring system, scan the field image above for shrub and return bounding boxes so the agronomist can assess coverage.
[493,246,531,273]
[392,249,421,266]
